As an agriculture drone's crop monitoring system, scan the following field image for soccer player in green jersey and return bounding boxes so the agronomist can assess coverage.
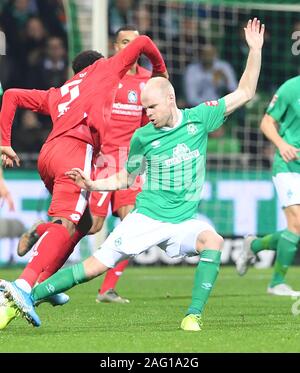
[1,18,264,331]
[236,76,300,297]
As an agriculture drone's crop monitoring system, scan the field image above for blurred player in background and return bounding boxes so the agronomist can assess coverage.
[0,36,167,328]
[4,18,265,331]
[0,163,14,211]
[236,75,300,296]
[90,26,151,304]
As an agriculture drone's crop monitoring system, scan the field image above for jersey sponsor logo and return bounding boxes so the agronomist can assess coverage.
[205,100,219,106]
[187,122,198,135]
[151,140,161,148]
[268,94,278,109]
[128,90,138,103]
[112,102,143,117]
[70,213,81,221]
[165,143,200,166]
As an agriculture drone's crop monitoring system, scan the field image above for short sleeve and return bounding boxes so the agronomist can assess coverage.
[125,132,145,175]
[266,83,289,123]
[187,98,226,133]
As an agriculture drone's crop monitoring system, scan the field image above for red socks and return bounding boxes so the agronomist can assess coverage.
[99,259,129,294]
[35,222,53,237]
[19,223,71,287]
[37,228,86,283]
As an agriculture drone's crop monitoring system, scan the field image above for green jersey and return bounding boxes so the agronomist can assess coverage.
[126,99,226,223]
[267,76,300,175]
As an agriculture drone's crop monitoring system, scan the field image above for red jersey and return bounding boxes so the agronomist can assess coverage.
[101,65,151,159]
[0,36,166,153]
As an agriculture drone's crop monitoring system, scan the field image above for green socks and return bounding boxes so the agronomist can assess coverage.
[270,229,300,287]
[32,263,87,302]
[251,231,282,254]
[187,249,221,316]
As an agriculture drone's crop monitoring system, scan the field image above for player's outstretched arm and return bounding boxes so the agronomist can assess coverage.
[223,18,264,115]
[66,168,135,191]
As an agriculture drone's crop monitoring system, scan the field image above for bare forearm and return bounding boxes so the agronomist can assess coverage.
[238,48,261,101]
[91,170,133,191]
[260,114,283,148]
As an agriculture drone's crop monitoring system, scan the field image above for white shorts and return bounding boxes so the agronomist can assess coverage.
[93,211,217,268]
[273,172,300,208]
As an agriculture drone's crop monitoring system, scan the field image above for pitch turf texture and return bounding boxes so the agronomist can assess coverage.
[1,266,300,352]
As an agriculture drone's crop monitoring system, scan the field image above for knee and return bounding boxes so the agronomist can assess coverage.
[196,230,224,252]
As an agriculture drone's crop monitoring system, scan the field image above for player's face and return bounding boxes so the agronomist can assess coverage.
[142,93,171,128]
[114,30,139,53]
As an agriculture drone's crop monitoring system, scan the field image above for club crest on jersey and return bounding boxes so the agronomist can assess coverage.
[128,90,138,103]
[205,100,219,106]
[187,122,198,135]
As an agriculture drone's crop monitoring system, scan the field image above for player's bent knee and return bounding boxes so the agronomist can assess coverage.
[84,256,109,279]
[196,230,224,251]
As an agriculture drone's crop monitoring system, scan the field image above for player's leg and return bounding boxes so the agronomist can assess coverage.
[37,207,93,284]
[267,205,300,296]
[1,139,93,305]
[159,219,223,331]
[235,232,282,276]
[182,229,223,331]
[1,212,171,326]
[17,220,52,257]
[96,199,135,304]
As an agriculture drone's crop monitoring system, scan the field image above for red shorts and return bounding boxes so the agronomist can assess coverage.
[89,163,142,217]
[38,136,93,223]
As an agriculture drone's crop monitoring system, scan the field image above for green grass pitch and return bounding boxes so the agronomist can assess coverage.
[1,266,300,352]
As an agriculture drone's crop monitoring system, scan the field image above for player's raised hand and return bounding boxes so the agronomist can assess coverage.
[0,146,20,168]
[244,18,265,50]
[65,168,94,191]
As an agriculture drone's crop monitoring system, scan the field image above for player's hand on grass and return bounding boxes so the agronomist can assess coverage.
[278,142,300,163]
[0,178,15,210]
[65,168,94,191]
[0,146,20,168]
[244,18,265,50]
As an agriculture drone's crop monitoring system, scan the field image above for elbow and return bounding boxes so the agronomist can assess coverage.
[242,88,255,103]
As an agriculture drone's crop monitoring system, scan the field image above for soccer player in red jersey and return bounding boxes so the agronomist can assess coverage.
[0,35,167,327]
[90,26,151,304]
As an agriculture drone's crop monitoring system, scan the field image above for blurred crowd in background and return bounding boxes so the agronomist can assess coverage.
[0,0,299,168]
